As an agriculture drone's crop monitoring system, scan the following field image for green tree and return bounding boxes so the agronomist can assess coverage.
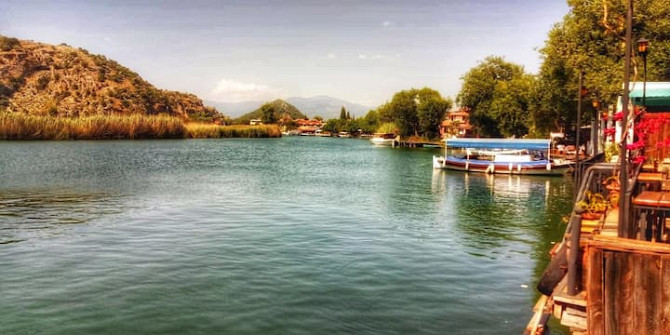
[314,115,323,121]
[360,109,380,133]
[260,102,277,124]
[457,56,533,137]
[416,88,452,139]
[379,88,451,137]
[323,118,343,133]
[340,106,347,120]
[532,0,670,135]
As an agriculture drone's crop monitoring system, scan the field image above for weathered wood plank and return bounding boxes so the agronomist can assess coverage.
[604,251,616,335]
[587,247,604,335]
[632,253,646,335]
[590,235,670,256]
[661,258,670,334]
[645,255,662,334]
[617,253,635,335]
[561,309,588,330]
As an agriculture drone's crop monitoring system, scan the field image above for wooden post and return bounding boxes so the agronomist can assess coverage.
[575,71,584,194]
[568,213,582,295]
[618,0,633,238]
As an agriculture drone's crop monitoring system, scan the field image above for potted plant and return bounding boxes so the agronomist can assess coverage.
[603,175,620,192]
[576,191,608,220]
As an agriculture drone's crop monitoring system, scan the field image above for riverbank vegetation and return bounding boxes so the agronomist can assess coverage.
[458,1,670,138]
[323,87,452,140]
[185,123,281,138]
[0,113,280,140]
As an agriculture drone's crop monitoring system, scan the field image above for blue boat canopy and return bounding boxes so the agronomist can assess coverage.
[444,138,550,150]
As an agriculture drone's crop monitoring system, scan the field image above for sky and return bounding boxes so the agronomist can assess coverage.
[1,0,569,107]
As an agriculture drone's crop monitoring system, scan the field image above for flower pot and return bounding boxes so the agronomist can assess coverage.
[581,212,602,220]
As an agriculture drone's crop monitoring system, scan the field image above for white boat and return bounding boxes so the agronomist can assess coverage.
[433,138,570,176]
[369,133,395,146]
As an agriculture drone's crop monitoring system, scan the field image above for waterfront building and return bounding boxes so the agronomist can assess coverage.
[439,107,473,139]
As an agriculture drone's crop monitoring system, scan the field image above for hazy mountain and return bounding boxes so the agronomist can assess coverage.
[204,100,264,118]
[286,96,371,119]
[206,95,371,120]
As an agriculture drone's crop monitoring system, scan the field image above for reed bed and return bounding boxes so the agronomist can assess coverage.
[186,123,282,138]
[0,113,185,140]
[0,113,282,140]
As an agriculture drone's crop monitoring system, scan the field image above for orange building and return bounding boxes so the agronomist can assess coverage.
[439,107,473,138]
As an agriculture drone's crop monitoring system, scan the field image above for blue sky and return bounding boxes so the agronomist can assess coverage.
[1,0,569,107]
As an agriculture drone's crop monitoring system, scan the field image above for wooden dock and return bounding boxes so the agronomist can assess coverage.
[392,139,442,148]
[531,162,670,334]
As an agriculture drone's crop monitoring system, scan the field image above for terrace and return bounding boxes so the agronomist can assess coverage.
[527,83,670,334]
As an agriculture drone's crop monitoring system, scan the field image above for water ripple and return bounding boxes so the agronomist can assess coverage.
[0,190,122,244]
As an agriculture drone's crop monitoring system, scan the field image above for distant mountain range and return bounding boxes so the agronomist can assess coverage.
[206,95,371,120]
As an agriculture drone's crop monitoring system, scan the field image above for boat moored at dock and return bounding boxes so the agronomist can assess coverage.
[433,138,570,176]
[369,133,396,146]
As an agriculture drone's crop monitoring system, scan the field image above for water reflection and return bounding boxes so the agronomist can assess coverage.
[430,170,571,256]
[0,190,122,244]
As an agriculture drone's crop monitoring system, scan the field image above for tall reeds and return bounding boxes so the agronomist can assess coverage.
[0,113,282,140]
[185,123,282,138]
[0,113,185,140]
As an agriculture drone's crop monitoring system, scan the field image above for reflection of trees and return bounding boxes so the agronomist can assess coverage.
[449,174,572,264]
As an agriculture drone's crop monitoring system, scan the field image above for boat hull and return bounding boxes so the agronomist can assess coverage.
[370,138,395,146]
[433,156,570,176]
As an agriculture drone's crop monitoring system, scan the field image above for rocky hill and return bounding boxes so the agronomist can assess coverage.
[0,35,222,122]
[235,99,306,124]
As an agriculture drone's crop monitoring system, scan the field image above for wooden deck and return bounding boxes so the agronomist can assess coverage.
[531,161,670,334]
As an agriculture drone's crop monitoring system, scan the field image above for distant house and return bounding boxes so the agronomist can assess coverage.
[295,119,324,135]
[250,119,263,125]
[295,119,323,128]
[439,107,473,138]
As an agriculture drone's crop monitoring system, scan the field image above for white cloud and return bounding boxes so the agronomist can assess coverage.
[382,20,392,27]
[209,78,282,102]
[327,53,336,59]
[358,54,383,60]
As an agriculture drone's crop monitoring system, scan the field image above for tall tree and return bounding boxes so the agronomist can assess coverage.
[416,88,451,139]
[259,102,276,124]
[457,56,533,137]
[340,106,347,120]
[379,87,452,138]
[532,0,670,134]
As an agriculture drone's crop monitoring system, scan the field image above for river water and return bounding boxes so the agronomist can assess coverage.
[0,137,572,334]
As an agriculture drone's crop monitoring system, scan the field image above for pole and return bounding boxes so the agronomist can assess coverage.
[643,54,647,107]
[618,0,633,238]
[575,71,583,193]
[591,108,600,156]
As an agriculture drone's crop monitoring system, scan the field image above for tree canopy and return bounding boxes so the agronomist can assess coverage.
[457,56,534,138]
[455,1,670,138]
[378,87,452,138]
[532,0,670,134]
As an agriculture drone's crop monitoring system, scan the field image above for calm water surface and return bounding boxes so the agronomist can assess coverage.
[0,137,572,334]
